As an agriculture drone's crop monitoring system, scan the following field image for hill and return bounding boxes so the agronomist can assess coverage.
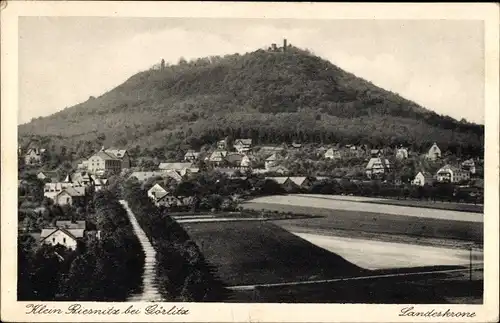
[18,45,483,157]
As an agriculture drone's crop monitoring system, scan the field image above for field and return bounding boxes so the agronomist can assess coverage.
[241,201,483,246]
[296,194,483,213]
[180,221,367,286]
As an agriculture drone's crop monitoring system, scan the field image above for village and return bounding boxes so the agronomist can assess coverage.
[18,138,483,251]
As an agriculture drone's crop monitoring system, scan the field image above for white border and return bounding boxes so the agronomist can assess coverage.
[1,2,499,322]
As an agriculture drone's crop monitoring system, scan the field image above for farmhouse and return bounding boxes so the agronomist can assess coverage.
[233,139,252,153]
[411,171,434,186]
[40,227,84,250]
[25,147,46,165]
[436,165,470,183]
[365,158,391,179]
[427,143,442,160]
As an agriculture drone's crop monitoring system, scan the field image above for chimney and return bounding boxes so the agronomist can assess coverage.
[283,38,287,52]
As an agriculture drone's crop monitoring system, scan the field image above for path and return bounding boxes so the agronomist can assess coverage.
[119,200,163,302]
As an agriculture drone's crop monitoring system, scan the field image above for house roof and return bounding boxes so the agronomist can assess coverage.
[416,171,434,181]
[26,148,46,155]
[56,220,86,230]
[158,162,193,170]
[105,149,127,159]
[288,177,308,186]
[209,150,228,160]
[40,227,84,241]
[234,139,252,145]
[365,158,391,169]
[129,171,164,180]
[38,171,58,179]
[57,186,86,197]
[184,151,200,157]
[93,151,120,161]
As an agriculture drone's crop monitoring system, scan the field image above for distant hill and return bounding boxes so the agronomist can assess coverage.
[18,45,483,156]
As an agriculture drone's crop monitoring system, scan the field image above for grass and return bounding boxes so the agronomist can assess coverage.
[241,202,483,244]
[363,199,483,213]
[180,221,368,286]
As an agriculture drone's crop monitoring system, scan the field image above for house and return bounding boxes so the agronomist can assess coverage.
[37,171,58,182]
[25,148,46,165]
[147,183,168,202]
[54,187,86,206]
[158,162,193,171]
[104,148,131,169]
[64,171,94,185]
[365,158,391,179]
[411,171,434,186]
[324,148,341,160]
[427,143,442,160]
[86,151,122,174]
[233,139,252,153]
[77,160,89,170]
[208,150,228,165]
[217,137,229,150]
[184,150,200,162]
[461,159,476,174]
[265,177,305,192]
[178,168,200,177]
[436,165,470,183]
[93,178,108,191]
[40,227,84,250]
[396,148,409,160]
[265,153,279,170]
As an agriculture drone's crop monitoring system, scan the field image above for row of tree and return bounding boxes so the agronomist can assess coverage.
[122,179,230,301]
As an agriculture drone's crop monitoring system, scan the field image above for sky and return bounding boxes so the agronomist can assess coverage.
[18,17,485,124]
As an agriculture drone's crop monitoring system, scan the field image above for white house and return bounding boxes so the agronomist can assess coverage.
[324,148,341,159]
[427,143,442,160]
[411,171,434,186]
[40,228,84,250]
[184,150,200,162]
[208,150,228,165]
[86,151,122,174]
[436,165,470,183]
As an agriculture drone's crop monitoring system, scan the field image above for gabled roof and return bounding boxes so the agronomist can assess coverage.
[288,177,308,186]
[26,148,46,155]
[209,150,228,160]
[184,150,200,157]
[416,171,434,181]
[234,138,252,145]
[105,149,127,159]
[40,227,84,242]
[92,151,120,161]
[57,186,86,197]
[158,162,193,170]
[366,158,391,169]
[38,171,58,179]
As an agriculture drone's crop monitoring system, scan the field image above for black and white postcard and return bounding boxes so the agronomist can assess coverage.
[1,1,499,322]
